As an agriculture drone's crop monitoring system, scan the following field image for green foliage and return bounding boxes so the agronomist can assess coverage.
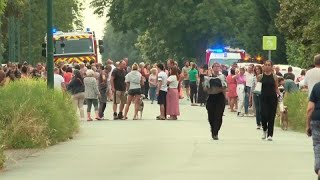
[0,131,4,169]
[102,23,141,63]
[276,0,320,67]
[92,0,287,64]
[0,80,79,149]
[1,0,83,64]
[281,91,308,132]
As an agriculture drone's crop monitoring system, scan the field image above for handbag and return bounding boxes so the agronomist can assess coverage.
[253,82,262,94]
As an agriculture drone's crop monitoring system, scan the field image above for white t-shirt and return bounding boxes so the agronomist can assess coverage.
[125,71,142,90]
[54,74,65,91]
[167,75,179,88]
[108,64,116,81]
[245,72,254,87]
[304,67,320,96]
[158,71,168,92]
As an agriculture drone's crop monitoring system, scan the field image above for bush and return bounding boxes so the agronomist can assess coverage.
[0,131,5,169]
[0,80,79,149]
[282,91,308,132]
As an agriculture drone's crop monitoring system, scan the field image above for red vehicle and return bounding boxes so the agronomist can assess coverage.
[42,29,104,64]
[206,47,246,66]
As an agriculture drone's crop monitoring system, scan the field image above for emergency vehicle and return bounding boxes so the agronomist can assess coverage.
[42,29,104,64]
[206,47,246,67]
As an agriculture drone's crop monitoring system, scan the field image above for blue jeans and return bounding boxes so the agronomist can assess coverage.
[244,86,251,114]
[253,94,261,126]
[149,86,157,102]
[311,121,320,174]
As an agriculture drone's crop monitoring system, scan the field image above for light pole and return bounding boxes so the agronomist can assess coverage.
[28,0,32,64]
[47,0,54,88]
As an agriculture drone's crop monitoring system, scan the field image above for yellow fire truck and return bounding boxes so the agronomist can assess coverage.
[42,29,104,64]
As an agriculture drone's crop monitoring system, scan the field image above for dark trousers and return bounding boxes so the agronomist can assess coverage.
[244,86,251,114]
[190,81,198,103]
[99,102,107,118]
[86,99,99,112]
[144,79,149,98]
[206,93,225,136]
[253,94,262,126]
[311,121,320,174]
[260,95,278,137]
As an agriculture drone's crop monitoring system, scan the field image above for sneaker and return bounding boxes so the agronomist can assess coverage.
[113,112,118,120]
[256,125,261,130]
[267,136,273,141]
[118,112,123,119]
[262,131,267,140]
[237,112,244,117]
[212,135,219,140]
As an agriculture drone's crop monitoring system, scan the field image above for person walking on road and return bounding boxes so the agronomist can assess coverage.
[98,65,112,119]
[226,69,238,112]
[182,61,191,100]
[54,67,66,91]
[204,63,227,140]
[253,65,263,129]
[122,63,143,120]
[111,60,127,120]
[258,60,280,141]
[189,63,199,106]
[198,64,208,106]
[233,67,246,117]
[245,65,255,116]
[84,70,101,121]
[67,69,85,121]
[156,63,168,120]
[306,82,320,180]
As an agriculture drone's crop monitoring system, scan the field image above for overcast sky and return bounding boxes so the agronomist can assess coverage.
[82,0,107,41]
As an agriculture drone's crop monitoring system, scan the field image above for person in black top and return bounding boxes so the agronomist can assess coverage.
[111,60,127,120]
[307,82,320,179]
[67,69,85,121]
[204,62,227,140]
[258,60,280,141]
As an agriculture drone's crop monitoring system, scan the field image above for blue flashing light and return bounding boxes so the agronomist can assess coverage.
[213,49,224,53]
[86,28,91,32]
[52,28,57,34]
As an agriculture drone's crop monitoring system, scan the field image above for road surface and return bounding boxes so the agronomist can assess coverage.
[0,99,315,180]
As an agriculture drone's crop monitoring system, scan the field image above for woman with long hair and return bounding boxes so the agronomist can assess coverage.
[253,65,263,129]
[123,63,144,120]
[67,69,86,121]
[166,66,180,120]
[198,64,209,106]
[149,68,158,104]
[226,69,238,112]
[259,60,280,141]
[233,67,246,116]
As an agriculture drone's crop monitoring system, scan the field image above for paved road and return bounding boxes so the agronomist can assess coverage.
[0,99,315,180]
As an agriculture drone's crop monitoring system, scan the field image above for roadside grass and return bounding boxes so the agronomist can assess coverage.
[0,80,79,168]
[277,91,308,133]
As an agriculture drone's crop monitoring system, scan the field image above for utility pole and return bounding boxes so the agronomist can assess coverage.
[47,0,54,88]
[28,0,32,64]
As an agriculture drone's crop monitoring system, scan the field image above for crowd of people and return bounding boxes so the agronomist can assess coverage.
[2,55,320,178]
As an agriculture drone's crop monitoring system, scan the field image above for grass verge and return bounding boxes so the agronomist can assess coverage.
[0,80,79,168]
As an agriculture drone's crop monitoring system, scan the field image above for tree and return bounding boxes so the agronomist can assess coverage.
[102,23,141,63]
[1,0,83,64]
[276,0,320,67]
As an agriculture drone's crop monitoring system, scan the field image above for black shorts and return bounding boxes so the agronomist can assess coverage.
[128,88,142,96]
[157,90,167,105]
[184,80,190,88]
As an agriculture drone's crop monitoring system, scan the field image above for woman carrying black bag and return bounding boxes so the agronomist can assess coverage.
[204,63,227,140]
[67,69,85,121]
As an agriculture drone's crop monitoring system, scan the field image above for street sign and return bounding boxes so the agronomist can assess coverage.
[263,36,277,50]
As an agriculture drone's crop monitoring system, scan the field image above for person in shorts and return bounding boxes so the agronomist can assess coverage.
[156,63,168,120]
[111,60,127,120]
[182,60,191,100]
[122,63,143,120]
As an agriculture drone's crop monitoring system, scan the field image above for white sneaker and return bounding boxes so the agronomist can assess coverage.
[267,136,273,141]
[237,112,244,117]
[262,131,267,140]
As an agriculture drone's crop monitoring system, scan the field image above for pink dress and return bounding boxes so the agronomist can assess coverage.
[227,75,237,98]
[166,75,180,116]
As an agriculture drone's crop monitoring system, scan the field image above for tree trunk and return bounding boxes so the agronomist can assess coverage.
[195,38,208,65]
